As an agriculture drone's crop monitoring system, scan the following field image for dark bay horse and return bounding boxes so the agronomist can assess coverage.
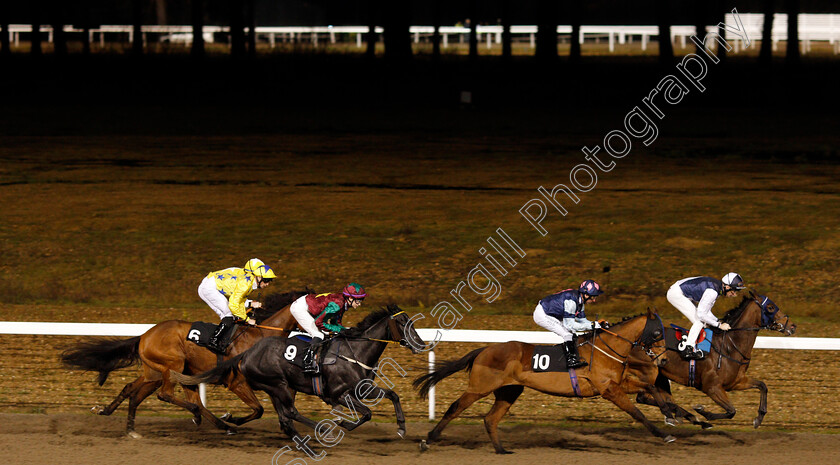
[413,309,671,454]
[172,305,422,440]
[633,292,796,428]
[61,290,308,437]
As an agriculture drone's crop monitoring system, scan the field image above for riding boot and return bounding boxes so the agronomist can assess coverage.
[208,317,234,354]
[303,336,323,374]
[681,345,705,360]
[564,340,588,368]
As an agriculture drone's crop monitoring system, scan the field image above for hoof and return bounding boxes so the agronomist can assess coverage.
[753,418,762,429]
[419,440,429,452]
[664,417,678,427]
[127,431,143,439]
[397,428,406,439]
[700,422,714,430]
[496,449,514,455]
[91,405,104,415]
[220,412,232,422]
[694,405,705,412]
[663,435,676,443]
[225,428,237,436]
[192,417,201,427]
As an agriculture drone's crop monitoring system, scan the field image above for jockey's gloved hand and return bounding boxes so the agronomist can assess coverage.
[719,322,731,331]
[598,319,611,329]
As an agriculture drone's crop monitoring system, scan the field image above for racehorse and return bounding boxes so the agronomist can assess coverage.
[171,305,423,440]
[60,289,309,437]
[633,292,796,429]
[413,309,671,454]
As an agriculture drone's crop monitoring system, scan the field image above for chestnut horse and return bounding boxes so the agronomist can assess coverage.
[633,292,796,429]
[61,289,308,437]
[413,309,671,454]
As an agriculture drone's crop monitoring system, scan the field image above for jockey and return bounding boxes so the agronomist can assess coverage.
[666,272,745,360]
[290,283,367,373]
[198,258,276,354]
[533,280,603,368]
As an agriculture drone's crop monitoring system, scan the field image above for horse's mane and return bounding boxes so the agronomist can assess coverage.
[611,313,647,327]
[252,288,313,323]
[353,306,398,332]
[721,296,754,324]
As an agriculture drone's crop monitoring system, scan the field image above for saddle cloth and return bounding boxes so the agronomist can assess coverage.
[530,344,571,373]
[665,325,713,354]
[281,335,343,370]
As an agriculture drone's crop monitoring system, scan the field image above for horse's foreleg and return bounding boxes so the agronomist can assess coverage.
[636,389,713,429]
[426,391,486,444]
[356,386,406,438]
[333,393,373,432]
[601,383,675,443]
[694,384,737,421]
[153,368,235,434]
[484,385,524,454]
[182,385,205,426]
[729,377,768,428]
[220,374,265,426]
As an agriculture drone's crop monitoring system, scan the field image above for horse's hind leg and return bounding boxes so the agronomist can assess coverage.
[693,384,737,421]
[126,380,162,438]
[427,391,487,444]
[484,385,524,454]
[94,376,146,415]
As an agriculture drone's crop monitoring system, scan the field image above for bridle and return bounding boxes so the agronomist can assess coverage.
[351,310,410,347]
[583,314,665,367]
[709,296,791,367]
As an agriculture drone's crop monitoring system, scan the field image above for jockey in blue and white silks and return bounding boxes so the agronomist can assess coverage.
[666,272,745,360]
[533,280,603,368]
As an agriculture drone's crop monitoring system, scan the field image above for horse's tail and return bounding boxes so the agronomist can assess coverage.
[169,353,245,386]
[61,336,142,386]
[413,347,485,400]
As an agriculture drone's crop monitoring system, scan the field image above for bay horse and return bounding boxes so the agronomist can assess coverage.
[633,292,796,429]
[171,305,423,440]
[413,309,671,454]
[61,289,309,437]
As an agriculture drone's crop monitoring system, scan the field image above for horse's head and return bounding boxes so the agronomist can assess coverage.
[609,309,667,366]
[640,308,668,366]
[750,291,796,336]
[348,304,423,354]
[385,304,424,354]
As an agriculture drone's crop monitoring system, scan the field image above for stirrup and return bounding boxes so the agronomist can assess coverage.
[681,348,704,360]
[566,357,588,369]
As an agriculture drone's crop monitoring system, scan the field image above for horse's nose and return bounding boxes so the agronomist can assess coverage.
[788,325,797,335]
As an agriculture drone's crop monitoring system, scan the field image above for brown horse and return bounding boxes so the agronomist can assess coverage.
[413,309,672,454]
[61,290,308,438]
[633,292,796,429]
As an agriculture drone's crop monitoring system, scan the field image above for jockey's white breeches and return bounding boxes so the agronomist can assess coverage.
[198,277,232,320]
[290,295,325,339]
[533,303,574,342]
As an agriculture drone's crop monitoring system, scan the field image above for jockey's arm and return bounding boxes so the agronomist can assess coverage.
[322,302,347,333]
[696,288,722,327]
[228,279,252,321]
[562,300,599,332]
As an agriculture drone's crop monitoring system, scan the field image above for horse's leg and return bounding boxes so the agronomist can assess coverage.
[219,374,265,426]
[94,375,146,415]
[125,380,162,438]
[357,386,407,438]
[636,389,713,429]
[426,391,487,443]
[261,385,302,439]
[484,385,524,454]
[333,393,373,432]
[727,376,768,428]
[152,365,235,434]
[182,385,205,426]
[600,383,675,443]
[693,384,737,421]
